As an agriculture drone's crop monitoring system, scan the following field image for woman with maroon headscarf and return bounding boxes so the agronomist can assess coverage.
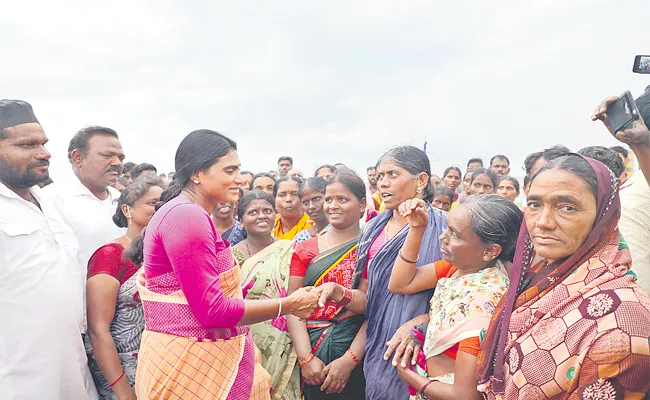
[477,154,650,399]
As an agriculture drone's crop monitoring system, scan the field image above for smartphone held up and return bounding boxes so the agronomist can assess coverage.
[633,55,650,74]
[607,90,640,134]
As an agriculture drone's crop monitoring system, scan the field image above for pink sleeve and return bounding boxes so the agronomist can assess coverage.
[159,203,245,329]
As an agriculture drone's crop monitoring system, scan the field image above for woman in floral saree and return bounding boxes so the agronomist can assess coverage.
[287,171,369,399]
[233,190,301,400]
[388,194,522,400]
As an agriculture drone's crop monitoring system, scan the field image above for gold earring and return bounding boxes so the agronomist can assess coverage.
[416,187,422,194]
[483,255,490,262]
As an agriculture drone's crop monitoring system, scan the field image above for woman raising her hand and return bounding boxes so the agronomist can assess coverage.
[388,195,522,400]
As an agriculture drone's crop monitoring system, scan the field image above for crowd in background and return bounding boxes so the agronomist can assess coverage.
[1,88,650,400]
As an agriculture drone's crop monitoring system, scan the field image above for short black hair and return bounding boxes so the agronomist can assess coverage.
[578,146,625,177]
[542,145,571,162]
[278,156,293,165]
[240,170,254,178]
[467,158,483,167]
[490,155,510,166]
[67,126,118,161]
[367,166,377,172]
[123,162,136,173]
[609,146,629,159]
[131,163,158,179]
[523,145,571,174]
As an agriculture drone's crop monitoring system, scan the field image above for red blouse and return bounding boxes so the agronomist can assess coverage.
[290,237,368,279]
[87,243,140,284]
[290,237,363,320]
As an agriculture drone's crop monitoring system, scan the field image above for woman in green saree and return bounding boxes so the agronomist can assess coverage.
[234,190,301,400]
[287,171,370,399]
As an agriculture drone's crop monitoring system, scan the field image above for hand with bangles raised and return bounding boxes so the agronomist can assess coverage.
[398,198,429,230]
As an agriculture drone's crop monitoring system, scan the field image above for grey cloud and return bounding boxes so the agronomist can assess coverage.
[1,0,649,181]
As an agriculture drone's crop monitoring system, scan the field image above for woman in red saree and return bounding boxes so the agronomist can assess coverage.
[477,154,650,399]
[86,175,164,400]
[287,171,369,399]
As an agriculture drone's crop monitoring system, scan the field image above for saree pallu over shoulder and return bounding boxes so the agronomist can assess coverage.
[305,238,359,288]
[135,266,271,400]
[477,157,650,399]
[303,238,366,400]
[240,240,301,400]
[357,206,448,400]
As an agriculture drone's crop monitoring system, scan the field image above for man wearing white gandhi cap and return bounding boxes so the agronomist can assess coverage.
[0,99,98,400]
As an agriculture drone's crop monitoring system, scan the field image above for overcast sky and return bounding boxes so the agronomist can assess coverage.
[2,0,649,181]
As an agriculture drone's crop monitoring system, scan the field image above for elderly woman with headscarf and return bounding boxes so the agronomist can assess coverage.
[477,154,650,399]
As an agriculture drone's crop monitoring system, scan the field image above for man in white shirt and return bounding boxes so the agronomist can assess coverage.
[619,171,650,293]
[0,99,97,399]
[593,87,650,294]
[44,126,126,290]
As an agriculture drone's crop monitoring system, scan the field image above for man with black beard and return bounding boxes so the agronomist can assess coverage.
[0,99,97,399]
[44,126,126,328]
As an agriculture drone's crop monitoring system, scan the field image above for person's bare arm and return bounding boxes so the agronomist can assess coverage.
[593,96,650,186]
[388,198,439,294]
[397,351,483,400]
[320,321,367,394]
[310,278,369,314]
[87,275,136,400]
[237,288,318,326]
[286,276,326,386]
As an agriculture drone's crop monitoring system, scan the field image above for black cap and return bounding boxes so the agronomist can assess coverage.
[0,99,40,130]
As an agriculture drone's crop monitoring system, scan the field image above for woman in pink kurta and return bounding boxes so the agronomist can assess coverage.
[130,130,319,400]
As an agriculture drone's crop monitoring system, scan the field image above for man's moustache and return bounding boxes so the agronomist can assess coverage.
[29,161,50,168]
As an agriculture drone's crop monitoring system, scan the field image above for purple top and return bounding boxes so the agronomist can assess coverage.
[143,196,245,330]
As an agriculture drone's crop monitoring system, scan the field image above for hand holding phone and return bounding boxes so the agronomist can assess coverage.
[592,93,650,148]
[606,91,640,133]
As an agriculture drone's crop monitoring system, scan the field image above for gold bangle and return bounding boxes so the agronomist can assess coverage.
[334,285,346,302]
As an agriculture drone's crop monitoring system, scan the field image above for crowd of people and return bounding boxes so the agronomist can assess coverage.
[1,89,650,400]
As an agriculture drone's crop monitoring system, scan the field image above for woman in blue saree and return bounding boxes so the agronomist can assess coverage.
[355,146,448,400]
